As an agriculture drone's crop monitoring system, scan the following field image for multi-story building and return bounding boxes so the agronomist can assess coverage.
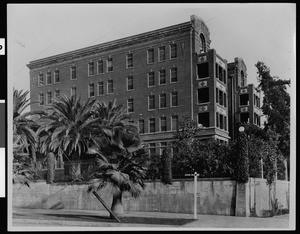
[27,15,232,156]
[227,58,262,140]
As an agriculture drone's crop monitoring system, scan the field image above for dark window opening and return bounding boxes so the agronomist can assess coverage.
[98,60,104,74]
[160,117,167,132]
[240,112,249,124]
[149,143,156,156]
[215,64,219,78]
[148,72,155,87]
[198,112,210,127]
[240,94,249,106]
[149,95,155,110]
[88,62,95,76]
[127,99,134,113]
[197,62,209,79]
[200,34,206,53]
[149,118,155,133]
[241,70,245,87]
[159,93,166,108]
[138,120,145,134]
[198,88,209,103]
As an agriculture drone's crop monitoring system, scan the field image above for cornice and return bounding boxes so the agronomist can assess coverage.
[27,21,192,70]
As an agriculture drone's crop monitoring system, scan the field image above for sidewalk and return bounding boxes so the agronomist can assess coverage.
[10,208,291,230]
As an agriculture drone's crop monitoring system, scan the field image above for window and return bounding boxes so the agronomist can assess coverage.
[148,95,155,110]
[197,88,209,103]
[198,112,209,127]
[216,112,219,128]
[200,34,206,53]
[219,66,223,82]
[127,76,133,91]
[158,46,165,62]
[46,72,52,85]
[224,93,227,107]
[71,87,76,96]
[160,117,167,132]
[54,70,60,83]
[171,91,178,107]
[149,118,155,133]
[170,43,177,59]
[107,80,114,94]
[39,93,44,106]
[54,90,60,98]
[241,70,245,87]
[216,88,219,104]
[215,64,219,79]
[97,81,104,95]
[224,116,227,131]
[223,70,226,84]
[170,67,177,83]
[126,53,133,68]
[219,90,223,106]
[147,48,154,63]
[197,62,209,78]
[254,113,260,126]
[97,60,104,74]
[220,113,224,129]
[88,84,95,98]
[88,62,95,76]
[159,93,166,109]
[171,115,178,131]
[127,98,134,113]
[160,142,167,155]
[46,91,52,105]
[240,94,249,106]
[138,120,145,134]
[107,58,113,72]
[149,143,156,156]
[148,72,155,87]
[70,66,76,79]
[240,112,249,124]
[38,73,44,86]
[159,69,166,85]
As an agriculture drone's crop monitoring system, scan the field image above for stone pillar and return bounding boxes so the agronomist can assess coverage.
[235,181,250,217]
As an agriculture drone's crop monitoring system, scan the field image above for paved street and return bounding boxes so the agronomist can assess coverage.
[9,208,292,231]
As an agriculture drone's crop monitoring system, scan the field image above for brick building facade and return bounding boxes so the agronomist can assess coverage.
[27,15,261,157]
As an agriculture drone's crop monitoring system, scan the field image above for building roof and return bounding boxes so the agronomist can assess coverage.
[27,20,195,69]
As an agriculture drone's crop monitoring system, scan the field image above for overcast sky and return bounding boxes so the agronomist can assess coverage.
[7,3,295,93]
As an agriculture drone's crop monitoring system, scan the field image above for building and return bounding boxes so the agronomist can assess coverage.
[27,15,260,156]
[227,58,262,140]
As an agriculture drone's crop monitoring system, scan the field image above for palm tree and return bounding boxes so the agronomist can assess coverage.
[87,124,150,217]
[13,89,42,185]
[37,95,98,180]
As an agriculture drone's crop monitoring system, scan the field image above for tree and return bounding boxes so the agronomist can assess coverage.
[37,95,98,180]
[13,89,42,186]
[172,116,234,178]
[255,61,290,162]
[87,124,150,217]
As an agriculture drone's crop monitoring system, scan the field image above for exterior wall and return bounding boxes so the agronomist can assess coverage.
[13,178,236,216]
[12,178,289,216]
[193,49,229,142]
[27,15,230,151]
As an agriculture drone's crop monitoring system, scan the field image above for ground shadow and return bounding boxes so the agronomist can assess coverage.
[14,213,194,226]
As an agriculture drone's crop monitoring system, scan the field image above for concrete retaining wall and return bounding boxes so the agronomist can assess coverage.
[12,178,289,216]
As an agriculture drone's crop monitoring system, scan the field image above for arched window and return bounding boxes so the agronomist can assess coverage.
[200,34,206,53]
[241,70,245,87]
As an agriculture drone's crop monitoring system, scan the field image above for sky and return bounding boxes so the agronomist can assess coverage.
[7,3,295,93]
